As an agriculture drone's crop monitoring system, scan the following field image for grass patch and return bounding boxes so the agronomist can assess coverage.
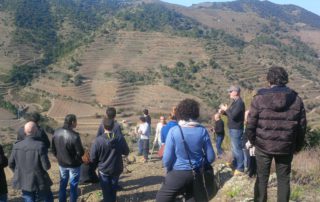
[226,186,242,198]
[290,185,303,201]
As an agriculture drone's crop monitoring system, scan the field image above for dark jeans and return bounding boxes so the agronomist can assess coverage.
[216,135,224,156]
[156,170,195,202]
[140,139,149,160]
[0,194,7,202]
[22,189,53,202]
[254,148,293,202]
[138,138,143,155]
[99,173,117,202]
[243,148,250,169]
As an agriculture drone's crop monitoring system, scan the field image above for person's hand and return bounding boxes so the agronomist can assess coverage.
[245,141,252,149]
[249,147,255,156]
[219,104,228,111]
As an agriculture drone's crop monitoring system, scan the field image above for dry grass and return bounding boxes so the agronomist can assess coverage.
[172,5,268,42]
[296,30,320,55]
[291,148,320,185]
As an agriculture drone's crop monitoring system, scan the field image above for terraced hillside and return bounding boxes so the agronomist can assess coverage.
[1,0,320,132]
[0,108,25,144]
[164,0,320,127]
[23,30,213,136]
[0,12,15,73]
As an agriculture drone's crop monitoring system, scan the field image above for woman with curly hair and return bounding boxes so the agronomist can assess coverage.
[156,99,215,202]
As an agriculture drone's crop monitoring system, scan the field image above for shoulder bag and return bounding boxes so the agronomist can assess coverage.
[178,126,217,202]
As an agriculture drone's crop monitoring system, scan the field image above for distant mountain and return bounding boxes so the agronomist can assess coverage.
[192,0,320,28]
[0,0,320,128]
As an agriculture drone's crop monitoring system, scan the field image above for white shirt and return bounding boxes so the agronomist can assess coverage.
[154,122,165,144]
[138,122,151,140]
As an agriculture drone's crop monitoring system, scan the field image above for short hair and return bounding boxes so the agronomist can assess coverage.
[139,116,146,122]
[176,99,200,121]
[103,117,114,131]
[63,114,77,129]
[24,121,37,136]
[27,112,41,123]
[106,107,116,119]
[143,109,149,115]
[267,66,288,86]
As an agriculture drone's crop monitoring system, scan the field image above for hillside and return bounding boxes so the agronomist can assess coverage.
[1,0,320,201]
[0,0,319,127]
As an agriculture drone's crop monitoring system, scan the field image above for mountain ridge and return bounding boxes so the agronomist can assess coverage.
[0,0,320,128]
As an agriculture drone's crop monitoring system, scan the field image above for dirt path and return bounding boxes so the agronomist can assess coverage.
[6,153,165,202]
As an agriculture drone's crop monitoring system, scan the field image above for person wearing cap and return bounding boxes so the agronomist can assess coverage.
[219,85,245,175]
[245,66,306,202]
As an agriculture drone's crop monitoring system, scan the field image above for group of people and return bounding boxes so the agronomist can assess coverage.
[0,66,307,202]
[0,107,129,202]
[156,66,306,202]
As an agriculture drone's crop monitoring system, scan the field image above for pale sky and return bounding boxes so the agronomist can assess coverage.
[161,0,320,16]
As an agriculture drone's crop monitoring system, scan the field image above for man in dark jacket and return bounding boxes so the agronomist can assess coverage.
[9,122,53,202]
[0,144,8,202]
[92,107,122,187]
[220,85,245,174]
[96,107,121,137]
[246,66,307,202]
[143,108,151,125]
[17,112,50,149]
[90,117,129,202]
[52,114,84,202]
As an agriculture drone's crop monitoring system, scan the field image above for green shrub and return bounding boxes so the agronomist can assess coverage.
[74,74,85,86]
[41,99,51,112]
[226,186,241,198]
[290,186,303,201]
[304,127,320,149]
[0,97,17,114]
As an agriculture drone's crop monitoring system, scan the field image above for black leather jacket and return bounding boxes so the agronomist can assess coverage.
[52,127,84,167]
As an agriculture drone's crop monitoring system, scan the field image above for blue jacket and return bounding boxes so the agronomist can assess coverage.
[161,121,178,144]
[163,125,215,171]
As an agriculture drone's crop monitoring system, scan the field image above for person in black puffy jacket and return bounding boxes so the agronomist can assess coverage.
[246,66,306,202]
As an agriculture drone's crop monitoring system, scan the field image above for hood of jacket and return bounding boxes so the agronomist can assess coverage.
[256,86,297,112]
